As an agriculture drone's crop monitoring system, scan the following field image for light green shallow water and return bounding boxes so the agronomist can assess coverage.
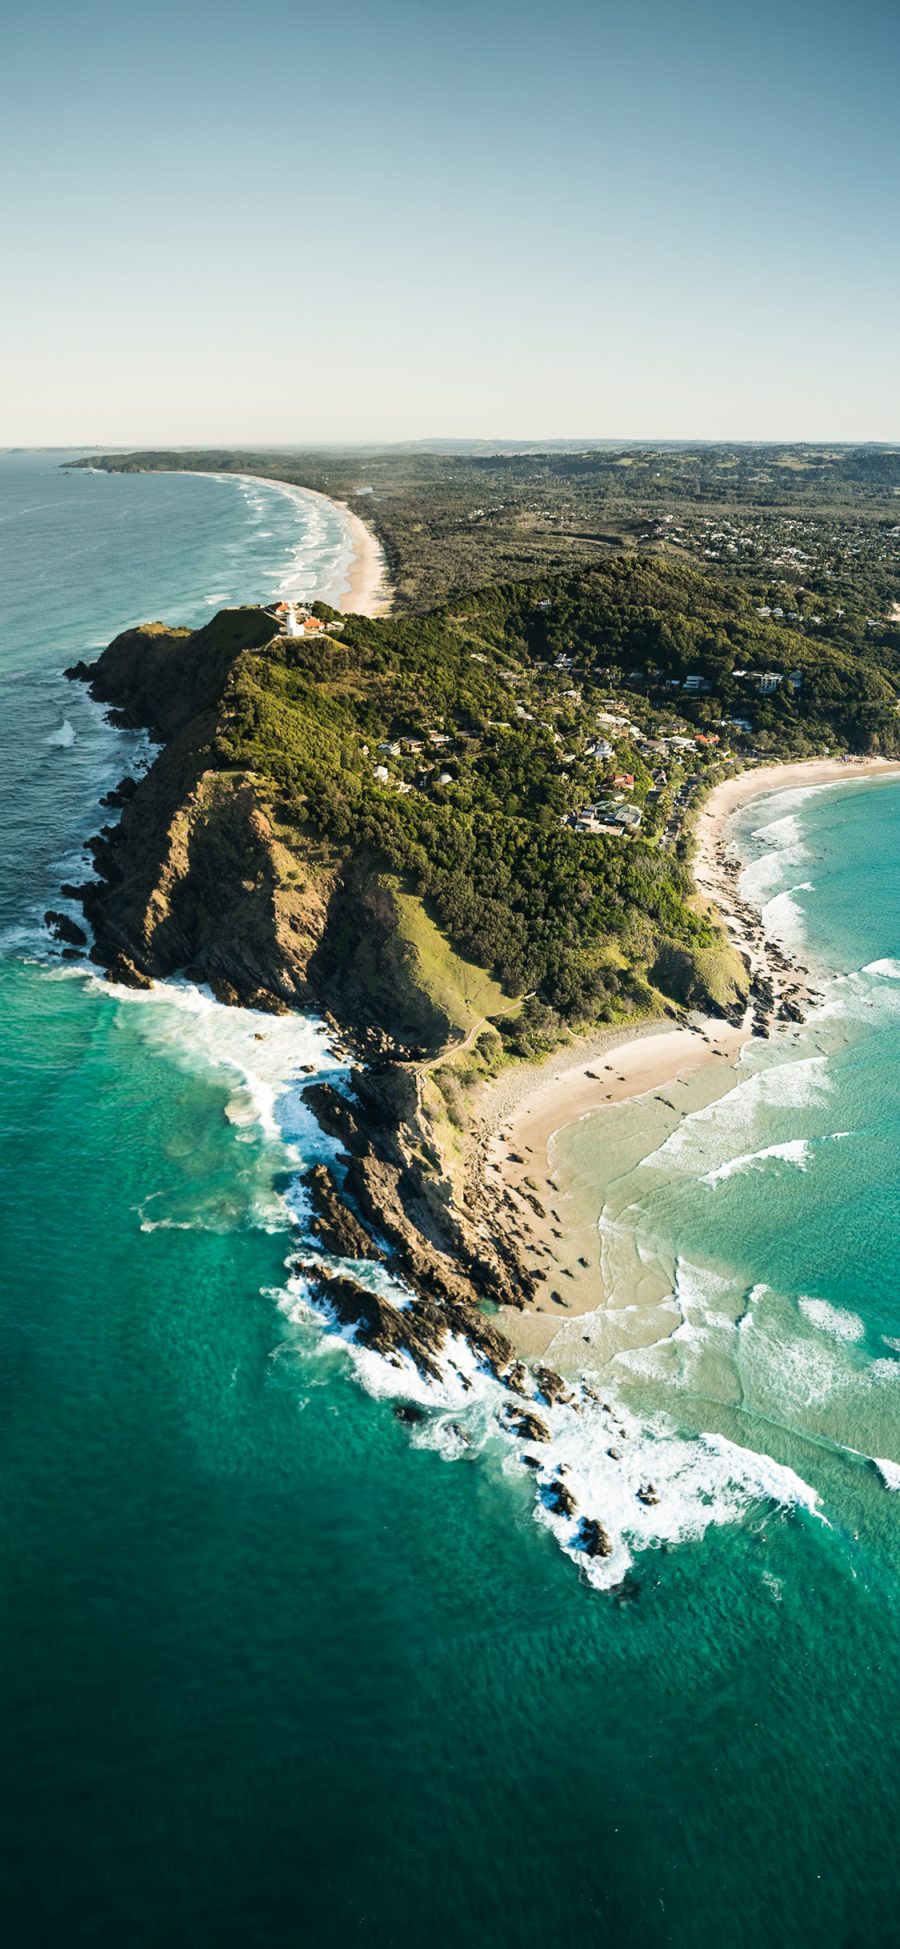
[1,454,898,1946]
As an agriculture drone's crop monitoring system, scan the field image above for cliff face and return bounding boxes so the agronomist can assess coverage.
[69,608,275,738]
[65,609,550,1353]
[67,616,330,1010]
[69,610,483,1048]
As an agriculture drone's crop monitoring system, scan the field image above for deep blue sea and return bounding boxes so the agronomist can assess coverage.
[2,451,899,1947]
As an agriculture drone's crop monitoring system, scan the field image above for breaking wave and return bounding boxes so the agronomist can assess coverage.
[703,1138,811,1184]
[799,1297,865,1343]
[640,1054,832,1180]
[278,1259,822,1591]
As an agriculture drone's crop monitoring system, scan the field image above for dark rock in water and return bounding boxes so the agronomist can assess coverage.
[534,1364,574,1407]
[100,775,138,809]
[637,1482,659,1506]
[607,1447,622,1462]
[506,1359,530,1397]
[312,1263,512,1390]
[305,1080,370,1158]
[579,1517,613,1559]
[504,1406,551,1444]
[210,977,242,1008]
[248,988,290,1016]
[446,1421,471,1446]
[545,1477,577,1518]
[44,910,87,948]
[304,1162,384,1262]
[105,953,153,990]
[393,1403,425,1425]
[520,1452,541,1469]
[314,1270,445,1383]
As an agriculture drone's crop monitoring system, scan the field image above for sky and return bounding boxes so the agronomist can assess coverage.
[2,0,898,445]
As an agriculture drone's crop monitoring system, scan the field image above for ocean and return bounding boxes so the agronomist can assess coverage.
[1,450,898,1947]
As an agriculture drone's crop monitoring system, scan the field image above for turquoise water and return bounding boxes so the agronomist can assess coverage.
[2,454,899,1946]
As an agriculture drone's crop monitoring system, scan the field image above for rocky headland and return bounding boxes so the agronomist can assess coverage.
[59,601,787,1577]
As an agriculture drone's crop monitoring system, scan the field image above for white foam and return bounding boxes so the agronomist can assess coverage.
[75,973,342,1158]
[641,1054,831,1178]
[703,1138,811,1184]
[46,719,76,747]
[799,1297,865,1343]
[862,958,900,981]
[740,810,809,906]
[761,886,810,953]
[736,1287,893,1412]
[529,1401,822,1591]
[739,1310,851,1410]
[271,1230,823,1591]
[873,1458,900,1491]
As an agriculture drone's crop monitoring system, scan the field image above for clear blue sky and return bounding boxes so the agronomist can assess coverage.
[3,0,897,443]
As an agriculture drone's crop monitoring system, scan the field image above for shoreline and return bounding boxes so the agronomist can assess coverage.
[692,757,900,1003]
[464,1013,747,1351]
[469,753,900,1349]
[211,470,393,618]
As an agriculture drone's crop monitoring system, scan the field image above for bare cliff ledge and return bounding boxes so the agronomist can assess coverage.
[65,609,544,1391]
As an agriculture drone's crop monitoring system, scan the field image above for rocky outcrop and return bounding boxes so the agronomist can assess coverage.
[545,1477,577,1518]
[44,910,87,948]
[535,1364,575,1408]
[503,1406,550,1443]
[100,776,138,810]
[66,607,275,741]
[304,1163,384,1261]
[579,1518,613,1558]
[309,1265,514,1387]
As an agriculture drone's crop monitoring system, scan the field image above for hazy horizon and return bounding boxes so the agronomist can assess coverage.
[6,436,900,454]
[3,0,898,446]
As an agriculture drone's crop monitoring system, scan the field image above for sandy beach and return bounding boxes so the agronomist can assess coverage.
[232,472,392,617]
[693,756,900,1008]
[464,1015,747,1350]
[337,501,392,616]
[468,752,900,1351]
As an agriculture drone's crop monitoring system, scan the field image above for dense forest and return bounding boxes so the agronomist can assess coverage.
[193,555,898,1031]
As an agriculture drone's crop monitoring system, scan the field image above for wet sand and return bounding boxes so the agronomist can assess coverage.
[464,1016,747,1352]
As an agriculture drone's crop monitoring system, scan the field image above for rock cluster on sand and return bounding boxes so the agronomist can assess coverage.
[706,834,818,1036]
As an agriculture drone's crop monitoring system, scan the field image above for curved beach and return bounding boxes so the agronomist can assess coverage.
[236,472,392,617]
